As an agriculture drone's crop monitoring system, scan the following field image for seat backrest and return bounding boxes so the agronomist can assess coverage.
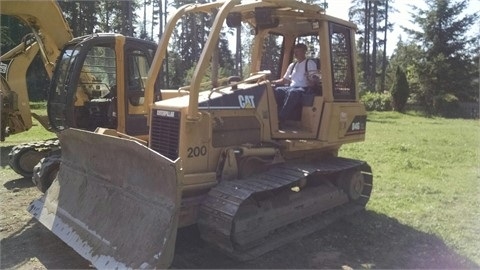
[306,58,322,96]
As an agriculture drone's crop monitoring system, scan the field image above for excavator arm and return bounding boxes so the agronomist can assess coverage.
[0,0,73,139]
[1,34,44,139]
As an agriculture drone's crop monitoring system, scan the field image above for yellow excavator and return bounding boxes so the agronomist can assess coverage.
[29,0,373,268]
[1,1,72,140]
[1,1,72,179]
[1,1,185,190]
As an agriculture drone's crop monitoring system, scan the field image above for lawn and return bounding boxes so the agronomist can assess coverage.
[340,111,480,265]
[2,102,53,146]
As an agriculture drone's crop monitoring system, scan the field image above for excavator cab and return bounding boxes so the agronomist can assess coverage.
[47,34,160,140]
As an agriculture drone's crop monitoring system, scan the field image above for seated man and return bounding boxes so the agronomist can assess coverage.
[272,43,318,124]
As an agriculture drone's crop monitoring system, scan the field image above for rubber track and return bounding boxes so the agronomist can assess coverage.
[8,139,60,177]
[198,157,372,260]
[32,153,61,193]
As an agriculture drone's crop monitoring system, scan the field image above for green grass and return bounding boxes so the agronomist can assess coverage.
[2,102,54,146]
[340,111,480,264]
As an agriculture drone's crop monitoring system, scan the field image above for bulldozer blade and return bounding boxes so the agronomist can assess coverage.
[27,128,181,269]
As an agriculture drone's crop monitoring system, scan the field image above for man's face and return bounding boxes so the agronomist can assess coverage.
[293,47,306,59]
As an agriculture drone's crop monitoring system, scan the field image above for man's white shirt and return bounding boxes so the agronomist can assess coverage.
[282,59,318,88]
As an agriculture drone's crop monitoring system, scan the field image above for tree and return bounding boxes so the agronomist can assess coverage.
[119,0,139,36]
[139,0,149,39]
[387,39,423,102]
[390,66,409,112]
[0,16,27,49]
[150,0,163,40]
[260,35,283,79]
[0,16,49,101]
[404,0,479,115]
[349,0,394,92]
[97,1,114,32]
[167,0,235,88]
[57,0,97,36]
[59,0,140,37]
[0,26,14,48]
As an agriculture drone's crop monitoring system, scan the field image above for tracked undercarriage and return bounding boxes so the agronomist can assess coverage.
[198,157,372,260]
[8,139,60,178]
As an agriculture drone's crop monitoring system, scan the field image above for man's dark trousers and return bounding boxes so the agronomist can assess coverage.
[275,86,305,122]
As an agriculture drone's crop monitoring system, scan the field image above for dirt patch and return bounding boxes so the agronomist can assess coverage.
[1,154,478,269]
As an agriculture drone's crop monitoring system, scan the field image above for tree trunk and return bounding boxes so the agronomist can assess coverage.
[363,0,369,87]
[236,26,242,77]
[371,0,378,92]
[381,0,389,92]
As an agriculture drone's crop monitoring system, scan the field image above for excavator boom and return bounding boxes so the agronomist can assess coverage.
[1,0,73,75]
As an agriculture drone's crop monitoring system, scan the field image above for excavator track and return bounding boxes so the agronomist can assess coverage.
[32,150,61,192]
[198,157,372,261]
[8,139,60,177]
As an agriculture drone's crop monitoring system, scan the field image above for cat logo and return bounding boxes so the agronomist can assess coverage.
[238,95,255,108]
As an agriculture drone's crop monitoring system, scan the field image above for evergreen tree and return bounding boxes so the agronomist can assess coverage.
[150,0,162,40]
[390,66,409,112]
[105,0,139,36]
[404,0,478,115]
[0,26,14,48]
[349,0,394,92]
[139,0,149,39]
[57,0,97,36]
[168,0,235,88]
[0,16,49,101]
[0,16,28,50]
[169,0,206,86]
[59,0,140,37]
[97,1,115,32]
[387,39,423,102]
[260,35,283,79]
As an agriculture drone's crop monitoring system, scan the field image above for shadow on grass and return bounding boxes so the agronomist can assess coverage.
[171,210,478,269]
[315,210,479,269]
[2,211,477,269]
[3,177,35,190]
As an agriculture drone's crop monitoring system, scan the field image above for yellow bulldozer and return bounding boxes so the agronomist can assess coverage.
[28,0,373,268]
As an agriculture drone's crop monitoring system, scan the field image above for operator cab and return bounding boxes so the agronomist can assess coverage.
[251,13,358,140]
[48,34,160,139]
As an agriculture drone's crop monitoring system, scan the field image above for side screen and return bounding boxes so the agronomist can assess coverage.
[329,23,356,101]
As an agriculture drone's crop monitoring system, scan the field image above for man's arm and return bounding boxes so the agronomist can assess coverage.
[306,60,318,75]
[273,77,289,85]
[273,63,294,85]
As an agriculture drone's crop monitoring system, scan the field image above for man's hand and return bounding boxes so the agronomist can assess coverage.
[273,78,289,86]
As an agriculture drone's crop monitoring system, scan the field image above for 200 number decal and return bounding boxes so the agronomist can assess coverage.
[187,146,207,158]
